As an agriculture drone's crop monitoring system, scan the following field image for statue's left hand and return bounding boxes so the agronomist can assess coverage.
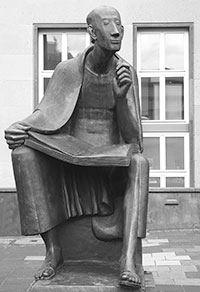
[113,61,132,99]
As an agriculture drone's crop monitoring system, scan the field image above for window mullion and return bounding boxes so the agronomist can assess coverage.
[160,32,165,70]
[160,76,165,120]
[38,33,44,101]
[86,33,91,47]
[184,134,190,187]
[160,135,166,171]
[62,33,67,61]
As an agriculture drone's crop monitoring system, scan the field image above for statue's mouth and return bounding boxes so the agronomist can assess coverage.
[111,40,121,44]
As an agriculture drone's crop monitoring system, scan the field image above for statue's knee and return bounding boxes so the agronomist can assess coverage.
[130,153,149,169]
[12,145,37,162]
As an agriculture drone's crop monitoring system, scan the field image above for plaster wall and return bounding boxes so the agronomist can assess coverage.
[0,0,200,187]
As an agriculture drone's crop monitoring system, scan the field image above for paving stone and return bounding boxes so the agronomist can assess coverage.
[189,254,200,260]
[156,284,184,291]
[166,256,191,261]
[154,277,175,285]
[185,271,200,278]
[14,236,43,245]
[157,270,186,279]
[144,260,156,266]
[175,265,197,272]
[148,239,169,244]
[180,260,194,266]
[145,266,170,272]
[155,260,181,266]
[183,286,200,292]
[175,278,200,285]
[0,277,34,292]
[25,256,45,261]
[162,248,186,253]
[152,253,166,259]
[191,260,200,265]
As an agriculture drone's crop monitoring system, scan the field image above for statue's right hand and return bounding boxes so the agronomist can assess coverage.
[4,123,30,149]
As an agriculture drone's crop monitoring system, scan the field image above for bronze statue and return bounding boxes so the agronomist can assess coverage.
[5,6,149,289]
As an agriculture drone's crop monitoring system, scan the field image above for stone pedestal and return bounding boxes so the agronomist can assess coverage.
[28,217,155,291]
[29,261,155,292]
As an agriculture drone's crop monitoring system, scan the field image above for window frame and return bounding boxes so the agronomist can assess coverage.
[133,22,194,188]
[143,132,190,188]
[33,23,88,107]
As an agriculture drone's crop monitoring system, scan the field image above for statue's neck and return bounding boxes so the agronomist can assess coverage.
[86,46,116,75]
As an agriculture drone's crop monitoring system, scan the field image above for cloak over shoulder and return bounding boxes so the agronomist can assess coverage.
[22,46,143,151]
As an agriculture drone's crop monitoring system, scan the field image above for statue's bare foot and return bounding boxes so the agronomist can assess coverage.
[35,247,63,280]
[119,269,141,289]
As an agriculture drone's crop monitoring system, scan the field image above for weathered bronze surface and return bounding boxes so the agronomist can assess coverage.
[5,5,149,290]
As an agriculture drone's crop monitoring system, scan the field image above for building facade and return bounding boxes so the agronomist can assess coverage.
[1,0,200,234]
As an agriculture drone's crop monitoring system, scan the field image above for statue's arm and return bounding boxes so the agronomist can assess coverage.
[4,110,43,149]
[113,62,143,151]
[115,97,141,144]
[4,60,71,149]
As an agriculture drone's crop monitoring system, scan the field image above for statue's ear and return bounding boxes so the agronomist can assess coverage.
[87,25,97,43]
[121,25,124,38]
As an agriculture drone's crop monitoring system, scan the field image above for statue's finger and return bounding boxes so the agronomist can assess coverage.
[118,76,132,86]
[7,134,28,141]
[6,139,25,145]
[117,72,131,82]
[5,129,27,136]
[116,67,131,78]
[8,143,24,149]
[116,61,130,72]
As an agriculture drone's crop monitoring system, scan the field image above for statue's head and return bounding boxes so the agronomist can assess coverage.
[86,6,124,52]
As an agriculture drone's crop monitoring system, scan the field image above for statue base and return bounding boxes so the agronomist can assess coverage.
[28,260,155,292]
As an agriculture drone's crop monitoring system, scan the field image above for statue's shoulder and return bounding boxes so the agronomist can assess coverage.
[53,46,91,76]
[54,57,79,75]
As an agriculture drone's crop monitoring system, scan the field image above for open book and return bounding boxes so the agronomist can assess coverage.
[24,131,139,166]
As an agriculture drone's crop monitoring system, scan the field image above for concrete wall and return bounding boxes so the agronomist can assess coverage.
[1,0,200,188]
[1,190,200,236]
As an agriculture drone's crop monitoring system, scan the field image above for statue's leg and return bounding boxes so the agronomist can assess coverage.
[12,146,65,280]
[119,153,149,289]
[36,227,64,280]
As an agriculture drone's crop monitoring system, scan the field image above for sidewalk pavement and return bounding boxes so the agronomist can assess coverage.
[1,229,200,292]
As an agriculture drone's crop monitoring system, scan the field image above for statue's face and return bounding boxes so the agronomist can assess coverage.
[93,8,124,52]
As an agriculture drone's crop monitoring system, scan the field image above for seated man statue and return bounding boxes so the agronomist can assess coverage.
[5,6,149,289]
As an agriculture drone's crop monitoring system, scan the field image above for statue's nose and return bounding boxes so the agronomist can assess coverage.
[111,23,120,37]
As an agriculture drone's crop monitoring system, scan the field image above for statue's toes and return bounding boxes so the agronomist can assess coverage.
[129,274,141,284]
[35,266,55,281]
[42,266,55,279]
[119,271,141,288]
[120,272,129,281]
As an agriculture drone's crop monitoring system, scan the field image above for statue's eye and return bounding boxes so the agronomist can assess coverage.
[115,20,121,25]
[103,19,110,25]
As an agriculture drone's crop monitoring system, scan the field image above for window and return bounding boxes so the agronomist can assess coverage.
[136,26,191,188]
[36,26,90,103]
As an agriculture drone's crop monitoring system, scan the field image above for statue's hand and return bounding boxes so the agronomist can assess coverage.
[113,61,132,99]
[4,123,30,149]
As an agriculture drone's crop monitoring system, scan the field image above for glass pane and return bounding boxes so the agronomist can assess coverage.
[166,77,184,120]
[43,34,62,70]
[143,137,160,169]
[44,78,50,94]
[166,137,184,169]
[166,177,184,187]
[67,34,87,59]
[165,33,184,70]
[141,77,160,120]
[140,33,160,70]
[149,177,160,188]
